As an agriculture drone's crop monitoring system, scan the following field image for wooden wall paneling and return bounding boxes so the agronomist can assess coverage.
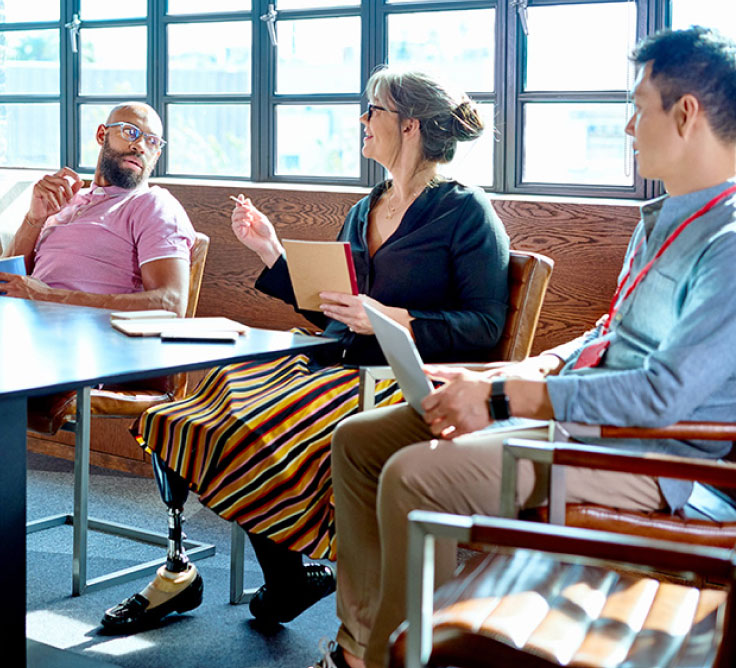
[492,199,640,353]
[165,183,363,331]
[27,182,642,473]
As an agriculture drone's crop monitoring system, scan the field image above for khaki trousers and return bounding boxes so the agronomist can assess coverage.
[331,404,665,668]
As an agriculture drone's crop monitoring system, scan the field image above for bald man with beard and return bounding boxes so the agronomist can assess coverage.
[0,102,195,315]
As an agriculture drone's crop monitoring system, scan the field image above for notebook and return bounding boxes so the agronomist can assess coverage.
[111,317,249,338]
[282,239,358,311]
[364,303,548,432]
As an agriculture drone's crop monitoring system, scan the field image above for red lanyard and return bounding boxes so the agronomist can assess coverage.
[601,183,736,335]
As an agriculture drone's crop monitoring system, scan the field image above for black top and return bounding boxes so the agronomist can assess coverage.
[255,178,510,366]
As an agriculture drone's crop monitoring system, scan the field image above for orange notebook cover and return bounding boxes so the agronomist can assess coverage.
[282,239,358,311]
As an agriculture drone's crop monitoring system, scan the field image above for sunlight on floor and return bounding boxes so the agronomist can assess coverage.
[27,610,155,656]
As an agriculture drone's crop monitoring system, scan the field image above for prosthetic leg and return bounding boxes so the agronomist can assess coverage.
[100,454,204,632]
[152,453,191,573]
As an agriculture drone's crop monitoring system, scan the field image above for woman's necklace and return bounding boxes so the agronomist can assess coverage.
[385,178,434,220]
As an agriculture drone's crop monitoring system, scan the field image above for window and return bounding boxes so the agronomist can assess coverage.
[0,1,731,199]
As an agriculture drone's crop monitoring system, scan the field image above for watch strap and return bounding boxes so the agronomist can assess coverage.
[488,379,510,421]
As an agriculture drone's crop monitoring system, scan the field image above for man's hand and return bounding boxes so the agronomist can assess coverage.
[28,167,83,225]
[421,365,493,439]
[0,272,51,300]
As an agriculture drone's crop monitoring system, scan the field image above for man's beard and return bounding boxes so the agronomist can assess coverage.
[99,138,150,189]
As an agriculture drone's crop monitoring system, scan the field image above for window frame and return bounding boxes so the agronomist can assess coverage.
[0,0,706,200]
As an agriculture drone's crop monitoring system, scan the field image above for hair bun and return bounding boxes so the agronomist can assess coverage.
[450,100,484,142]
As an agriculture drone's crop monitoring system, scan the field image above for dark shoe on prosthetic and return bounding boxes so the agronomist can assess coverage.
[249,563,336,625]
[101,572,203,633]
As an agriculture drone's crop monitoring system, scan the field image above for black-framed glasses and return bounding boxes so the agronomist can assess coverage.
[104,122,167,150]
[366,103,400,121]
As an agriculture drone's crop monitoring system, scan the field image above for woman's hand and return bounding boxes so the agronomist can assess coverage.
[319,293,413,335]
[319,292,378,333]
[230,195,283,268]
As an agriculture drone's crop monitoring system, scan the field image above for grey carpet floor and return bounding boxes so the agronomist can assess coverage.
[26,452,340,668]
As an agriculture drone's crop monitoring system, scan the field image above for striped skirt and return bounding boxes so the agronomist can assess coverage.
[135,353,403,560]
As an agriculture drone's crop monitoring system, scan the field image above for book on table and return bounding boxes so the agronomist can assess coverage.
[111,316,249,338]
[282,239,358,311]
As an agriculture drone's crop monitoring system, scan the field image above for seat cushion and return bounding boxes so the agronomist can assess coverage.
[390,550,726,668]
[28,385,176,435]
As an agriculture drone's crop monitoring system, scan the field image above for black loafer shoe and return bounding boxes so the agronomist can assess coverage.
[101,572,203,633]
[249,563,336,625]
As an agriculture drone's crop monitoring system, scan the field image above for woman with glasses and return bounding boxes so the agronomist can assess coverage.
[102,67,510,633]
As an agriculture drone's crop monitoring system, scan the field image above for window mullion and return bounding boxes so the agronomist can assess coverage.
[61,0,77,170]
[253,0,273,182]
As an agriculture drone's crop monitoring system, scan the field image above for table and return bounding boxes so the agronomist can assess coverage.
[0,298,336,665]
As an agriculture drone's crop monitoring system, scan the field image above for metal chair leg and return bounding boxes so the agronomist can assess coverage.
[229,523,259,605]
[26,387,216,596]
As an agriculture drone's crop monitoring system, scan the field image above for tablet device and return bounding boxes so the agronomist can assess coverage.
[364,303,549,432]
[363,303,433,414]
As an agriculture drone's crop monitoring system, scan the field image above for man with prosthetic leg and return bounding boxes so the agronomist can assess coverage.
[0,102,197,630]
[101,454,203,630]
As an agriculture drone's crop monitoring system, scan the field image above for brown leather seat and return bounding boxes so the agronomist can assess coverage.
[389,511,736,668]
[28,231,210,434]
[358,250,554,410]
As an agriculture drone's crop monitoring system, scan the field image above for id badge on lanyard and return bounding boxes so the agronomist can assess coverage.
[572,183,736,370]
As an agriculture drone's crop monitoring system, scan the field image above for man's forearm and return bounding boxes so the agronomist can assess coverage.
[4,215,45,268]
[30,285,187,316]
[505,378,555,420]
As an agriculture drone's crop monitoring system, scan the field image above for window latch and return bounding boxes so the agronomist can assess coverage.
[260,3,278,47]
[65,13,81,54]
[511,0,529,36]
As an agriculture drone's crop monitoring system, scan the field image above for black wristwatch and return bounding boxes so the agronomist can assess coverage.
[487,379,510,421]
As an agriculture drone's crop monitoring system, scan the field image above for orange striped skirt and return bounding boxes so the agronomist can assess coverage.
[135,353,402,560]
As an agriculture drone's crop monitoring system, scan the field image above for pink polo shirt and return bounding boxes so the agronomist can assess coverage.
[32,182,195,294]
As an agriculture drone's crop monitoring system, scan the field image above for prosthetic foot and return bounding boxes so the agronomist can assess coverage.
[100,455,204,633]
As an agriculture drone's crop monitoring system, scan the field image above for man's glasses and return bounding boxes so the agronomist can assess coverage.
[104,122,167,150]
[366,103,400,121]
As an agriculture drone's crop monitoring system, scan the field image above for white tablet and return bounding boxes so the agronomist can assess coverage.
[364,303,433,414]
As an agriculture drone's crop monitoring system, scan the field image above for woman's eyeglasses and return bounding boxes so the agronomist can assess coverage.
[366,104,400,121]
[104,122,167,150]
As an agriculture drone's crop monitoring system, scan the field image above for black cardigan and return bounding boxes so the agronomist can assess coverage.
[255,178,510,366]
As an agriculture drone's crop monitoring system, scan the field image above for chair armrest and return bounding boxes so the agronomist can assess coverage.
[557,420,736,442]
[500,438,736,524]
[506,438,736,487]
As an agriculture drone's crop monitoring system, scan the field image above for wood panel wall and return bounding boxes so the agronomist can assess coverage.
[166,182,641,353]
[27,182,641,474]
